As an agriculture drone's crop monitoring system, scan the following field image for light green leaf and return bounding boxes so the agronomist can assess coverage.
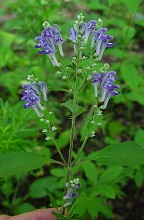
[122,0,141,15]
[121,63,141,89]
[100,166,123,182]
[95,141,144,166]
[82,161,97,182]
[135,129,144,148]
[50,168,66,177]
[0,151,49,177]
[96,184,116,199]
[29,177,57,198]
[57,129,71,149]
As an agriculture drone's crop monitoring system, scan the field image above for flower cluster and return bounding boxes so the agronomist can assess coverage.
[21,79,48,117]
[92,71,120,109]
[63,178,81,207]
[69,14,114,61]
[70,17,97,53]
[35,21,64,67]
[91,27,114,61]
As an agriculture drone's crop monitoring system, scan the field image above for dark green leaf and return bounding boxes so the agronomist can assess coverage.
[95,141,144,166]
[45,188,58,209]
[0,151,50,177]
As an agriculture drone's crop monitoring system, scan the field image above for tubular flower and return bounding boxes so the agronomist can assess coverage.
[92,71,120,109]
[35,23,64,66]
[21,81,48,117]
[63,178,81,208]
[91,28,114,61]
[69,20,97,53]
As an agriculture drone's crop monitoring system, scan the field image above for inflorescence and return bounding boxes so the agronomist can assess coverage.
[63,178,81,207]
[92,71,120,109]
[35,21,64,67]
[21,75,48,117]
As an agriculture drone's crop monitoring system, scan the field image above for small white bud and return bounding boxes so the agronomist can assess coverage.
[49,111,53,115]
[45,120,50,124]
[90,120,95,124]
[92,63,97,66]
[42,129,48,132]
[86,67,90,71]
[45,136,52,140]
[55,71,62,75]
[52,126,57,131]
[62,76,67,80]
[97,122,102,125]
[40,118,45,122]
[90,131,95,137]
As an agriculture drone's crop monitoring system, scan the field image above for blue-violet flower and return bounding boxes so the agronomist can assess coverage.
[35,23,64,67]
[92,71,120,109]
[21,81,48,117]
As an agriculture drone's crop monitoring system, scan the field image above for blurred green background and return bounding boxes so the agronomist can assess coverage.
[0,0,144,219]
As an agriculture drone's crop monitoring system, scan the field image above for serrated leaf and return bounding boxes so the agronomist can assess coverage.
[45,188,58,209]
[0,152,49,177]
[95,141,144,166]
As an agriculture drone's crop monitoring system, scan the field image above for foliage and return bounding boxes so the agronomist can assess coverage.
[0,0,144,219]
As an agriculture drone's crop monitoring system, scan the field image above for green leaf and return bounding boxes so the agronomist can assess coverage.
[61,99,73,112]
[57,129,71,149]
[0,151,49,177]
[100,166,123,182]
[135,129,144,148]
[82,161,97,182]
[95,141,144,166]
[61,99,86,116]
[121,63,141,89]
[50,168,66,177]
[96,184,116,199]
[122,0,141,15]
[45,188,58,209]
[16,203,36,214]
[75,105,86,117]
[29,177,57,198]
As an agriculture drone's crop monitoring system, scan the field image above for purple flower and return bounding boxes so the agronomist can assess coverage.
[69,20,97,53]
[92,71,120,109]
[91,28,114,60]
[84,20,97,42]
[35,23,64,66]
[21,81,48,117]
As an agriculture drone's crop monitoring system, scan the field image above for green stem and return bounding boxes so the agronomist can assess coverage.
[72,133,89,167]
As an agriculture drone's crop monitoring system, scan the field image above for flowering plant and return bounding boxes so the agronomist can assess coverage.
[1,13,144,220]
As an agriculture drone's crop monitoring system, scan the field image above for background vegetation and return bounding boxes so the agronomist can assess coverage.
[0,0,144,219]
